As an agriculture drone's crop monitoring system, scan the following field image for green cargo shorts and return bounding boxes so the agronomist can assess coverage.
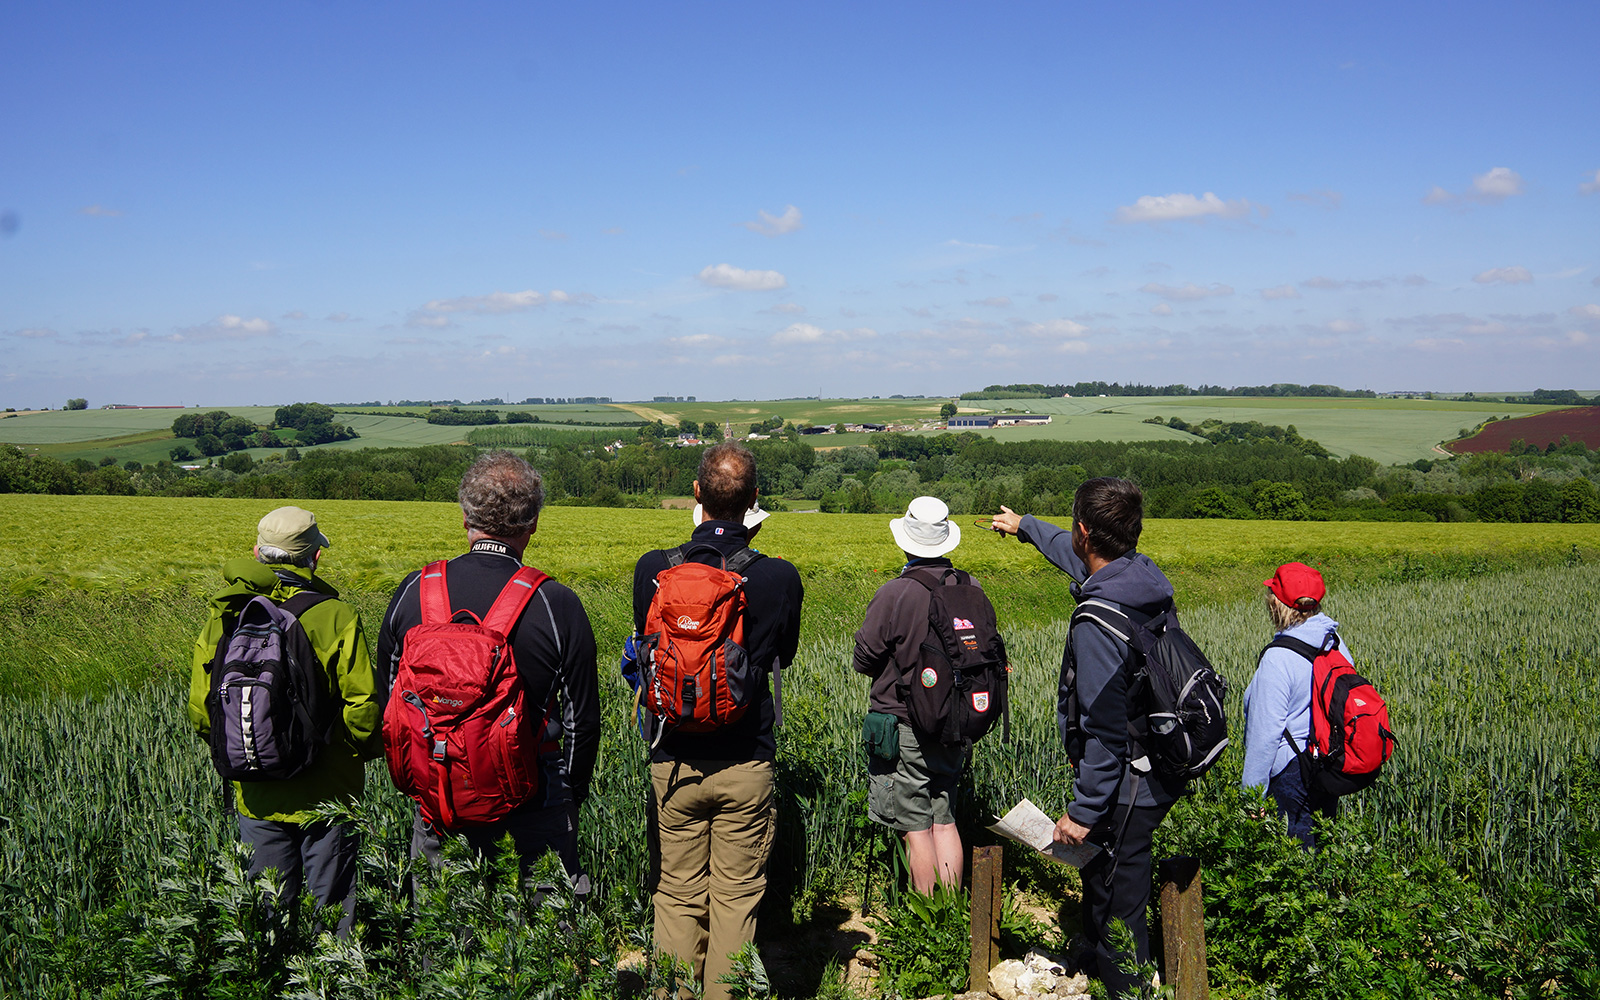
[867,721,965,833]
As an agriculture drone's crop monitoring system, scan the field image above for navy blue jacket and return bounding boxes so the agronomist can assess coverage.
[1019,515,1185,828]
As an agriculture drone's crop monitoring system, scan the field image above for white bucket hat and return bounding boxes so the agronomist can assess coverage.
[693,502,771,529]
[890,496,960,559]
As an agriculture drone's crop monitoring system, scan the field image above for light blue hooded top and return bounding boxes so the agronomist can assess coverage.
[1240,612,1347,790]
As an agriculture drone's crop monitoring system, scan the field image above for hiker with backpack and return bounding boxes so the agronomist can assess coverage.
[854,496,1008,894]
[1243,562,1394,849]
[376,451,600,879]
[628,441,803,1000]
[990,481,1217,1000]
[187,506,381,938]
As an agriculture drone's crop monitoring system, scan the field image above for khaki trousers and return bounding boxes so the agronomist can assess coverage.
[651,759,776,1000]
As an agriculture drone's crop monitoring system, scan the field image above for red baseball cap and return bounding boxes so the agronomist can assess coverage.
[1264,562,1325,606]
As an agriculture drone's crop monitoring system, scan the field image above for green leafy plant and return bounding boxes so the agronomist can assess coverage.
[868,885,970,999]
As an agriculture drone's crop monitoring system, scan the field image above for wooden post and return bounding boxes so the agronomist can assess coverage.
[1158,857,1210,1000]
[968,845,1003,992]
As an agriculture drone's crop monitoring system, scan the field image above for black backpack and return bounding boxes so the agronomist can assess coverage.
[1062,598,1228,780]
[899,567,1010,747]
[205,591,335,781]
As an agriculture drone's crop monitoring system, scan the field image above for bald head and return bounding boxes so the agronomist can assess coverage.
[695,442,758,523]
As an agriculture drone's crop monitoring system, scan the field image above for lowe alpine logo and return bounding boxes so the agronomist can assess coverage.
[676,615,702,630]
[972,692,990,713]
[952,616,975,630]
[920,667,939,688]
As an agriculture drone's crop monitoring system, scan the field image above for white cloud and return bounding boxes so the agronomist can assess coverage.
[1014,318,1089,338]
[770,322,874,345]
[282,310,308,321]
[742,205,804,237]
[1473,266,1534,285]
[1569,304,1600,319]
[1302,276,1388,291]
[1150,303,1174,316]
[1140,282,1234,301]
[1260,285,1301,300]
[1286,190,1343,209]
[699,264,787,291]
[1472,167,1524,201]
[79,204,123,217]
[1037,292,1059,303]
[549,290,597,305]
[8,327,58,339]
[971,296,1012,307]
[1115,192,1253,224]
[1326,318,1367,334]
[421,290,547,314]
[601,226,625,235]
[1581,170,1600,195]
[539,229,568,241]
[942,239,1000,250]
[765,302,806,315]
[326,311,359,322]
[1425,167,1525,205]
[175,315,277,342]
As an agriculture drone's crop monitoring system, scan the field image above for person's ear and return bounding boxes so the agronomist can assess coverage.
[692,480,701,502]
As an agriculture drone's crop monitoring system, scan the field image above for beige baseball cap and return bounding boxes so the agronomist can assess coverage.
[257,506,331,559]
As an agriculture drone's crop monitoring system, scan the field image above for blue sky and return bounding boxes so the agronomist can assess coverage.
[2,1,1597,407]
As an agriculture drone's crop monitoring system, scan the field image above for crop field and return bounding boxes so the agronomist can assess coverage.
[4,495,1600,996]
[613,397,945,429]
[946,395,1563,465]
[1448,405,1600,453]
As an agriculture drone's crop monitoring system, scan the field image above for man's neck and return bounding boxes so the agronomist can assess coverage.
[466,531,524,559]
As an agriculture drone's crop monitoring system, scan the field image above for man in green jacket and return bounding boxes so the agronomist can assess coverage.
[187,506,382,937]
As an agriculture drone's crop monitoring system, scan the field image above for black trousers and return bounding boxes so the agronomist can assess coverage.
[1081,801,1173,1000]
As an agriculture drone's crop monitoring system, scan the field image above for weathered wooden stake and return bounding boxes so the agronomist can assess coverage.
[968,845,1003,992]
[1158,856,1210,1000]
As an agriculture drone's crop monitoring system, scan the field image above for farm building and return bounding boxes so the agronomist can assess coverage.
[946,414,1053,428]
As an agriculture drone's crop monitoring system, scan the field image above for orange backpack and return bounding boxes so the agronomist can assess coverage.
[639,545,767,735]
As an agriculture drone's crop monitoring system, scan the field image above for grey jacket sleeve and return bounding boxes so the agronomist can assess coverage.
[1066,620,1132,828]
[1018,515,1088,582]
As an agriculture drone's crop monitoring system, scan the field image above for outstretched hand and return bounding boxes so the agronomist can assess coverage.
[989,506,1023,536]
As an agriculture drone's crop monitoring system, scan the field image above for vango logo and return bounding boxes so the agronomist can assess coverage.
[676,615,702,630]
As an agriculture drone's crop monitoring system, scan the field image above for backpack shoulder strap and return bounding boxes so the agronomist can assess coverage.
[725,547,766,575]
[418,560,451,626]
[482,565,549,636]
[664,546,688,568]
[278,590,333,619]
[903,565,965,591]
[1070,598,1133,644]
[1262,633,1330,663]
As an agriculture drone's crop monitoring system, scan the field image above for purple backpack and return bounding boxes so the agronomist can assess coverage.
[206,592,334,781]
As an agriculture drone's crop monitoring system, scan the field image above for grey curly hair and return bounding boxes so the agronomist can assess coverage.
[459,450,545,537]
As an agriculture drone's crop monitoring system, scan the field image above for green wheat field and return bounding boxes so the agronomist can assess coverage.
[3,494,1599,997]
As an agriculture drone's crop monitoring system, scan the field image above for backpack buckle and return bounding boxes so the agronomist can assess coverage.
[431,739,447,762]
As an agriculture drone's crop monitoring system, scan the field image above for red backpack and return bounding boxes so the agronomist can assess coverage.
[638,545,767,736]
[384,560,553,830]
[1265,633,1396,796]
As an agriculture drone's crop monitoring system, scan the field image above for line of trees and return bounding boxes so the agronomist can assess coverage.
[7,424,1599,523]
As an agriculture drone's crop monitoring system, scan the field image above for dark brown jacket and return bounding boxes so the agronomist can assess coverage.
[852,558,973,721]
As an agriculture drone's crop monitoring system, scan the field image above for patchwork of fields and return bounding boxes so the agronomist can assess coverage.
[944,395,1565,465]
[5,394,1563,467]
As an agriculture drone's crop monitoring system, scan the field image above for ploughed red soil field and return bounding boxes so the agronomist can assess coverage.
[1448,406,1600,453]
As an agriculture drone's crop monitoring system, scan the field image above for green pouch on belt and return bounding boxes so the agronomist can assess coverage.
[862,711,901,762]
